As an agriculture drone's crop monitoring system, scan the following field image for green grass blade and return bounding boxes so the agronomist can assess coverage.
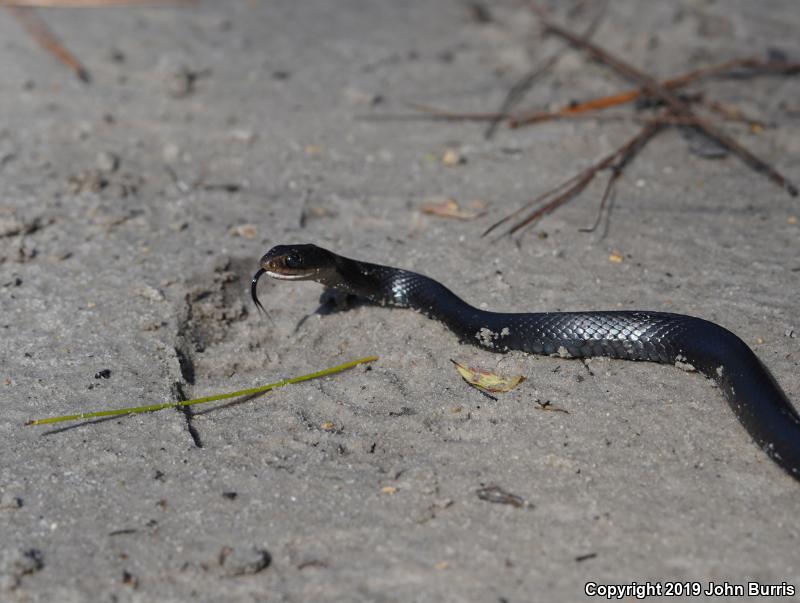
[25,355,378,426]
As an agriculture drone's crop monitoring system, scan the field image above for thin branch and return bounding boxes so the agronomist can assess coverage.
[484,0,607,139]
[580,119,663,234]
[699,98,767,130]
[483,168,589,238]
[539,17,798,196]
[404,102,504,121]
[485,121,663,238]
[7,6,90,81]
[579,166,618,234]
[506,109,742,127]
[504,166,596,236]
[510,58,799,127]
[483,54,559,139]
[395,59,796,129]
[365,105,744,128]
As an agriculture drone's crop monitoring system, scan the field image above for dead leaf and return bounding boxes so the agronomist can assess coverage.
[451,359,525,394]
[420,197,486,220]
[608,250,624,263]
[381,486,398,495]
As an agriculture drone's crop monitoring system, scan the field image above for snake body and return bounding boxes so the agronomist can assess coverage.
[252,244,800,481]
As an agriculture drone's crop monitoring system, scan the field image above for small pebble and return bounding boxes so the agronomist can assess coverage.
[121,570,138,588]
[137,285,166,302]
[345,88,382,106]
[228,129,256,144]
[0,217,24,238]
[476,485,527,508]
[95,151,119,173]
[229,224,257,239]
[0,548,44,590]
[441,148,464,166]
[162,144,181,163]
[168,66,198,98]
[219,546,271,576]
[108,48,126,63]
[0,494,22,509]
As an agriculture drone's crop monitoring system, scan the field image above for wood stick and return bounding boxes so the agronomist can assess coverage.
[511,58,799,127]
[7,6,89,81]
[539,17,798,196]
[484,0,608,139]
[485,121,663,238]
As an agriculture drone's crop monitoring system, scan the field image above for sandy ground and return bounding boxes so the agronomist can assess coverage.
[1,1,799,601]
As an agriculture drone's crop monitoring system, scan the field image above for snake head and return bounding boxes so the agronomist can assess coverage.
[258,244,335,281]
[251,244,337,313]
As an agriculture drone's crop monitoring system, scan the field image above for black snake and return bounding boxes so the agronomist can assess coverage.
[251,243,800,482]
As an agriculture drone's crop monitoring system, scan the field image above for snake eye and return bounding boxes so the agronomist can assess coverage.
[284,254,303,269]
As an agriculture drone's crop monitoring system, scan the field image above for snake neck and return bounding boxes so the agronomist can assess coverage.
[322,255,493,338]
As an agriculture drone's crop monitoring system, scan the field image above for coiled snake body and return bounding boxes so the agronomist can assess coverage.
[252,244,800,481]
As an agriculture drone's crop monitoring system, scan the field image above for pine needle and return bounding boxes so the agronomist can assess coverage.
[25,355,378,426]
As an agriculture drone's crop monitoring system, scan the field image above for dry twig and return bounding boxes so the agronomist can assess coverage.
[484,0,608,139]
[365,4,798,237]
[484,120,664,238]
[7,5,90,81]
[5,0,196,82]
[510,58,799,127]
[538,17,798,196]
